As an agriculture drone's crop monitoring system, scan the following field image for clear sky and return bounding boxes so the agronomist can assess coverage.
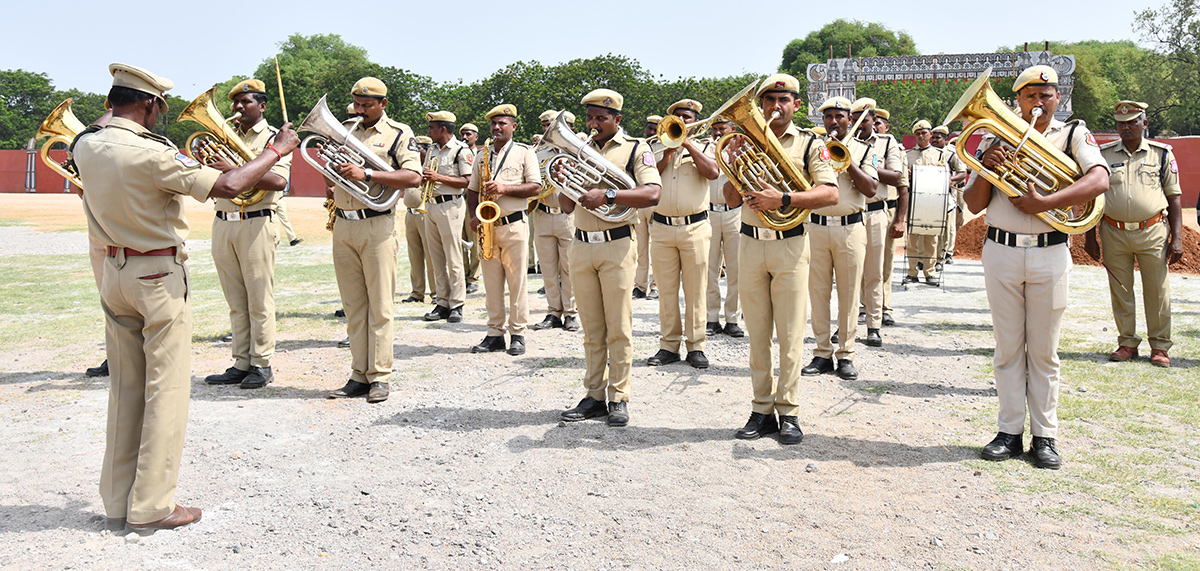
[5,0,1158,96]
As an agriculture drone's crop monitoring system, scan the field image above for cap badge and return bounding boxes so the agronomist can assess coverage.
[361,87,369,94]
[1040,72,1050,81]
[603,97,613,106]
[775,81,785,88]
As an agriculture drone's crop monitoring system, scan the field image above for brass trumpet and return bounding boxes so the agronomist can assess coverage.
[36,98,87,188]
[942,67,1103,234]
[825,101,873,172]
[651,114,713,149]
[177,87,268,207]
[476,138,499,261]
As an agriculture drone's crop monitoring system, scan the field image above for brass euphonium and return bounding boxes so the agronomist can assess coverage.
[527,141,557,210]
[36,98,87,188]
[177,87,268,207]
[539,113,637,223]
[298,95,401,212]
[712,81,812,231]
[943,67,1103,234]
[476,138,499,260]
[825,101,873,172]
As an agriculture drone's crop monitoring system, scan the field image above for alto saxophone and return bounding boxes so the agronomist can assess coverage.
[475,138,500,261]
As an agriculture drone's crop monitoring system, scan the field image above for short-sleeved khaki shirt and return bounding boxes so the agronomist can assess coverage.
[574,131,662,232]
[740,123,838,228]
[656,139,713,216]
[1100,139,1181,222]
[333,113,422,211]
[814,136,878,217]
[468,139,541,217]
[428,136,473,196]
[707,142,730,207]
[76,117,221,252]
[868,133,907,203]
[215,118,291,212]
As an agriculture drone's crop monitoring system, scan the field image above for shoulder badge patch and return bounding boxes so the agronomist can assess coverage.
[1086,133,1098,147]
[174,153,199,168]
[643,151,654,166]
[407,138,419,152]
[872,154,880,166]
[1171,160,1178,173]
[372,142,385,148]
[820,148,831,162]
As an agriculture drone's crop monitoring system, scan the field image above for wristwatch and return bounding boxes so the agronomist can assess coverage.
[781,192,791,208]
[605,188,617,206]
[364,168,373,183]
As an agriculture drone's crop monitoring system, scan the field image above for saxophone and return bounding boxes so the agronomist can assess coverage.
[475,138,499,261]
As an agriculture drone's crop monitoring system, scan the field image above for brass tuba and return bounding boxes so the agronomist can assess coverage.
[712,81,812,231]
[298,95,401,212]
[36,98,87,188]
[177,87,268,207]
[539,113,637,223]
[942,67,1103,234]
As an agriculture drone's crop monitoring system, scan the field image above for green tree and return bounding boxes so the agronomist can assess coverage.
[0,69,57,149]
[1135,0,1200,134]
[780,20,918,84]
[252,33,376,128]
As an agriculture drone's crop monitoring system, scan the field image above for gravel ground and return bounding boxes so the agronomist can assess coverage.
[0,224,1195,570]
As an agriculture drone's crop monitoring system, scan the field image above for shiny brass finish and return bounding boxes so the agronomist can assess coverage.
[178,87,268,207]
[825,101,873,172]
[711,81,812,231]
[298,95,400,212]
[416,155,439,214]
[475,138,499,261]
[652,114,713,149]
[36,98,87,188]
[538,115,637,223]
[324,198,337,232]
[942,67,1103,234]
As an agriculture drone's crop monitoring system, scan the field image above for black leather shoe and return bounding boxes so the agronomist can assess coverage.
[220,334,233,343]
[337,338,350,348]
[902,275,919,284]
[777,415,804,445]
[632,287,647,299]
[831,330,839,344]
[981,432,1023,461]
[205,366,249,385]
[400,295,422,303]
[471,336,506,353]
[562,397,607,421]
[646,288,659,300]
[945,254,954,265]
[289,238,304,247]
[934,262,944,272]
[1029,436,1061,470]
[836,360,858,380]
[735,412,779,440]
[562,316,581,332]
[881,313,895,327]
[327,380,370,399]
[865,328,882,347]
[507,335,526,356]
[858,311,866,324]
[447,306,463,323]
[533,315,562,331]
[706,321,721,336]
[647,349,681,366]
[802,356,834,376]
[465,282,479,295]
[723,323,745,337]
[367,382,389,403]
[423,305,449,321]
[85,359,109,378]
[686,350,709,369]
[537,286,545,294]
[607,401,629,426]
[926,275,941,286]
[239,366,273,389]
[334,308,346,318]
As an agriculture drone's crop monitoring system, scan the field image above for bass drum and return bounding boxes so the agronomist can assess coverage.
[907,164,951,237]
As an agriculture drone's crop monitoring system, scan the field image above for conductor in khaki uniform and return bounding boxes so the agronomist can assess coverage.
[802,97,878,381]
[965,65,1109,470]
[532,110,580,332]
[724,74,838,444]
[873,109,906,326]
[705,117,744,337]
[1085,100,1183,367]
[632,115,662,300]
[858,103,907,347]
[466,104,543,355]
[560,88,661,427]
[325,77,422,403]
[420,111,472,322]
[201,79,292,390]
[646,99,720,369]
[459,123,482,295]
[76,63,299,531]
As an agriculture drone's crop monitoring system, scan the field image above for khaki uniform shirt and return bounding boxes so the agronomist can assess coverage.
[76,117,220,252]
[741,124,838,228]
[334,112,422,211]
[1100,139,1181,222]
[867,133,907,203]
[969,119,1109,234]
[814,136,877,217]
[656,139,713,216]
[215,118,291,213]
[428,136,473,196]
[574,131,662,232]
[707,140,730,207]
[468,139,541,217]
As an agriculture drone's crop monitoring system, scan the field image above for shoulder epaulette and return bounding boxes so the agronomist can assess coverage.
[1099,140,1120,151]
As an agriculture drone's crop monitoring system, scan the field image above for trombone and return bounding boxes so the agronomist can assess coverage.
[825,101,873,172]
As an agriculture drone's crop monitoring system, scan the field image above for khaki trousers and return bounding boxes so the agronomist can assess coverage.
[99,252,191,525]
[527,213,538,271]
[481,218,530,337]
[860,209,889,329]
[650,220,710,352]
[634,208,655,291]
[333,214,398,383]
[982,239,1069,438]
[907,232,938,277]
[810,222,867,361]
[1100,221,1172,351]
[404,209,434,301]
[463,216,480,286]
[939,189,965,259]
[739,233,809,417]
[706,208,740,324]
[882,208,897,317]
[90,238,105,290]
[425,198,467,309]
[533,209,576,318]
[570,235,636,403]
[275,198,298,242]
[212,215,278,369]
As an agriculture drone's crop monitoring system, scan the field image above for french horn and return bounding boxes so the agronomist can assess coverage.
[36,98,87,188]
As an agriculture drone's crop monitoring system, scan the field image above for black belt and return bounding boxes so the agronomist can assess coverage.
[536,202,563,215]
[215,210,272,221]
[740,222,805,240]
[652,211,708,226]
[495,211,525,227]
[574,224,633,244]
[432,194,460,204]
[809,212,864,226]
[986,226,1068,248]
[709,203,738,212]
[336,208,392,221]
[866,199,898,212]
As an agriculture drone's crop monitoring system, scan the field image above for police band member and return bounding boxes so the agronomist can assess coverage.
[459,123,482,295]
[325,77,423,404]
[532,110,580,332]
[560,89,662,427]
[931,125,968,266]
[1085,100,1182,367]
[202,79,292,390]
[903,120,956,286]
[647,99,720,369]
[873,109,905,327]
[76,63,299,531]
[965,65,1110,470]
[705,117,744,337]
[466,104,542,355]
[420,111,473,322]
[632,115,661,300]
[857,102,907,347]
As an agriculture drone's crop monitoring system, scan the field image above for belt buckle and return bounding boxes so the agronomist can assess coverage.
[227,212,243,222]
[344,210,363,221]
[671,215,686,225]
[585,231,605,243]
[1015,234,1039,248]
[758,228,777,240]
[1123,221,1139,231]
